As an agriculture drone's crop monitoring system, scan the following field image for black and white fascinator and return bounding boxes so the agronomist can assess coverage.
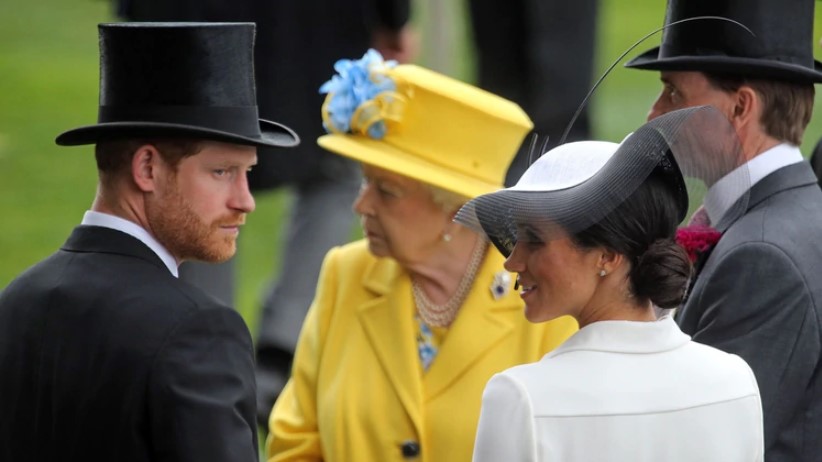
[455,106,751,257]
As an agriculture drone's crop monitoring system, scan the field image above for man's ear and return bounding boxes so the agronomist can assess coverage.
[131,144,161,192]
[731,85,758,127]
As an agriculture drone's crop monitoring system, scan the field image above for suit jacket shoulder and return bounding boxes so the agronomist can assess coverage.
[683,163,822,327]
[0,225,258,461]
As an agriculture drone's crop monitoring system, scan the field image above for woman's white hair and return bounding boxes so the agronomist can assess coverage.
[425,184,470,214]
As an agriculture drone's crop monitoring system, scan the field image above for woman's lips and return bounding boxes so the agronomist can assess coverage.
[516,276,536,297]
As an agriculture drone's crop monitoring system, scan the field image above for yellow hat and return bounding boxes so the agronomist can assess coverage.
[318,63,533,199]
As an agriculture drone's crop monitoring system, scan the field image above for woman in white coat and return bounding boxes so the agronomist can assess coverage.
[457,106,764,462]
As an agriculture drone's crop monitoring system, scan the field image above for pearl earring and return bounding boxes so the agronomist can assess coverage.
[442,233,452,243]
[599,269,606,277]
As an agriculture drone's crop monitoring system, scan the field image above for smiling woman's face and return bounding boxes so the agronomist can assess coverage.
[352,165,451,265]
[503,227,603,323]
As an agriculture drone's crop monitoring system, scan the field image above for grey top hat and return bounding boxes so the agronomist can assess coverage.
[625,0,822,83]
[56,22,300,148]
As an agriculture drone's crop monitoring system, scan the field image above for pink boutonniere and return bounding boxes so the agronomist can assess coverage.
[675,226,721,264]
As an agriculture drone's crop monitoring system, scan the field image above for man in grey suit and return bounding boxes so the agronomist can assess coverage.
[0,23,298,461]
[626,0,822,460]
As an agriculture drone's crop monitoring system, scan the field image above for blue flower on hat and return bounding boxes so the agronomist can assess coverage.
[320,49,404,139]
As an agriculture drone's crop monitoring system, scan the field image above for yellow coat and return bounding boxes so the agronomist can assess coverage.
[267,240,577,462]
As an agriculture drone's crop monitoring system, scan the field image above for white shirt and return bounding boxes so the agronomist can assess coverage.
[81,210,179,277]
[704,143,803,225]
[472,316,763,462]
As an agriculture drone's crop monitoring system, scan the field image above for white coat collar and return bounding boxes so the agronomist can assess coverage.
[546,315,690,357]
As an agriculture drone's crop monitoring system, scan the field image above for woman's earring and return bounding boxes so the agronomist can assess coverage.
[599,269,606,277]
[442,233,452,243]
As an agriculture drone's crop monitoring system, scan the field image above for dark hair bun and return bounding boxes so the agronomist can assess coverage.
[631,239,692,308]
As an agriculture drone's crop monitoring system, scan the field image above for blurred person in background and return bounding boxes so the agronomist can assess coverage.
[266,51,577,461]
[468,0,599,186]
[810,142,822,187]
[248,0,414,428]
[0,23,297,461]
[116,0,415,426]
[626,0,822,459]
[809,41,822,188]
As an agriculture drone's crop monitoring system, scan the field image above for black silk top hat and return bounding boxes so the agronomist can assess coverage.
[625,0,822,83]
[56,23,299,147]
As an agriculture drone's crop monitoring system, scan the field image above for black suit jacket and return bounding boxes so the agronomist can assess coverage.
[0,226,258,461]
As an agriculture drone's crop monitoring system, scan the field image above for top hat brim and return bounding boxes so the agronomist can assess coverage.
[626,46,822,83]
[55,119,300,148]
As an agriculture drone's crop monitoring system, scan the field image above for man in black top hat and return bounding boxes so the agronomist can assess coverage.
[113,2,414,429]
[0,23,298,461]
[626,1,822,460]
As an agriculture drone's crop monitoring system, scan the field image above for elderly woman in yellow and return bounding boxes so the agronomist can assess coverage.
[265,50,578,461]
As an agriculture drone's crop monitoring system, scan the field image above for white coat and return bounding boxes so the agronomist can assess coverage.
[472,316,763,461]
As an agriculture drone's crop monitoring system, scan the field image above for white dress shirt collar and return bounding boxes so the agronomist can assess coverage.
[545,315,690,357]
[81,210,179,277]
[704,143,803,225]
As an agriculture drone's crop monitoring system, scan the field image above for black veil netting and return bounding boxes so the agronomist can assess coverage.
[455,105,749,256]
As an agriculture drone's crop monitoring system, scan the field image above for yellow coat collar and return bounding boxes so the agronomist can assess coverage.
[356,247,523,430]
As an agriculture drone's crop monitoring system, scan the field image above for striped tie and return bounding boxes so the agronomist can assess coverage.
[688,205,711,227]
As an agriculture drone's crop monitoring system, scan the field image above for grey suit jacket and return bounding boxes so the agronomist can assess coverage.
[678,162,822,462]
[0,226,258,462]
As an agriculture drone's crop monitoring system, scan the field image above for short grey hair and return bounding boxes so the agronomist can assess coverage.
[425,184,470,214]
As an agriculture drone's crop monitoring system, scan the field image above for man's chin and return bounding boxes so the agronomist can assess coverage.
[208,245,237,263]
[182,241,237,264]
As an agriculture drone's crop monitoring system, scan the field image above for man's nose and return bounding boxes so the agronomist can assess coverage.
[231,174,256,213]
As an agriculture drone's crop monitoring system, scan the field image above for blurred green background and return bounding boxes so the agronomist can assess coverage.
[2,0,822,332]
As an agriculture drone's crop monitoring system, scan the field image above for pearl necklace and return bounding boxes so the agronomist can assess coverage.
[412,240,487,327]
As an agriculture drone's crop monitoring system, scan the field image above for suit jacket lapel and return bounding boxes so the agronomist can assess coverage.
[357,257,424,431]
[745,161,818,211]
[692,162,816,273]
[678,161,818,322]
[423,250,520,401]
[709,162,817,233]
